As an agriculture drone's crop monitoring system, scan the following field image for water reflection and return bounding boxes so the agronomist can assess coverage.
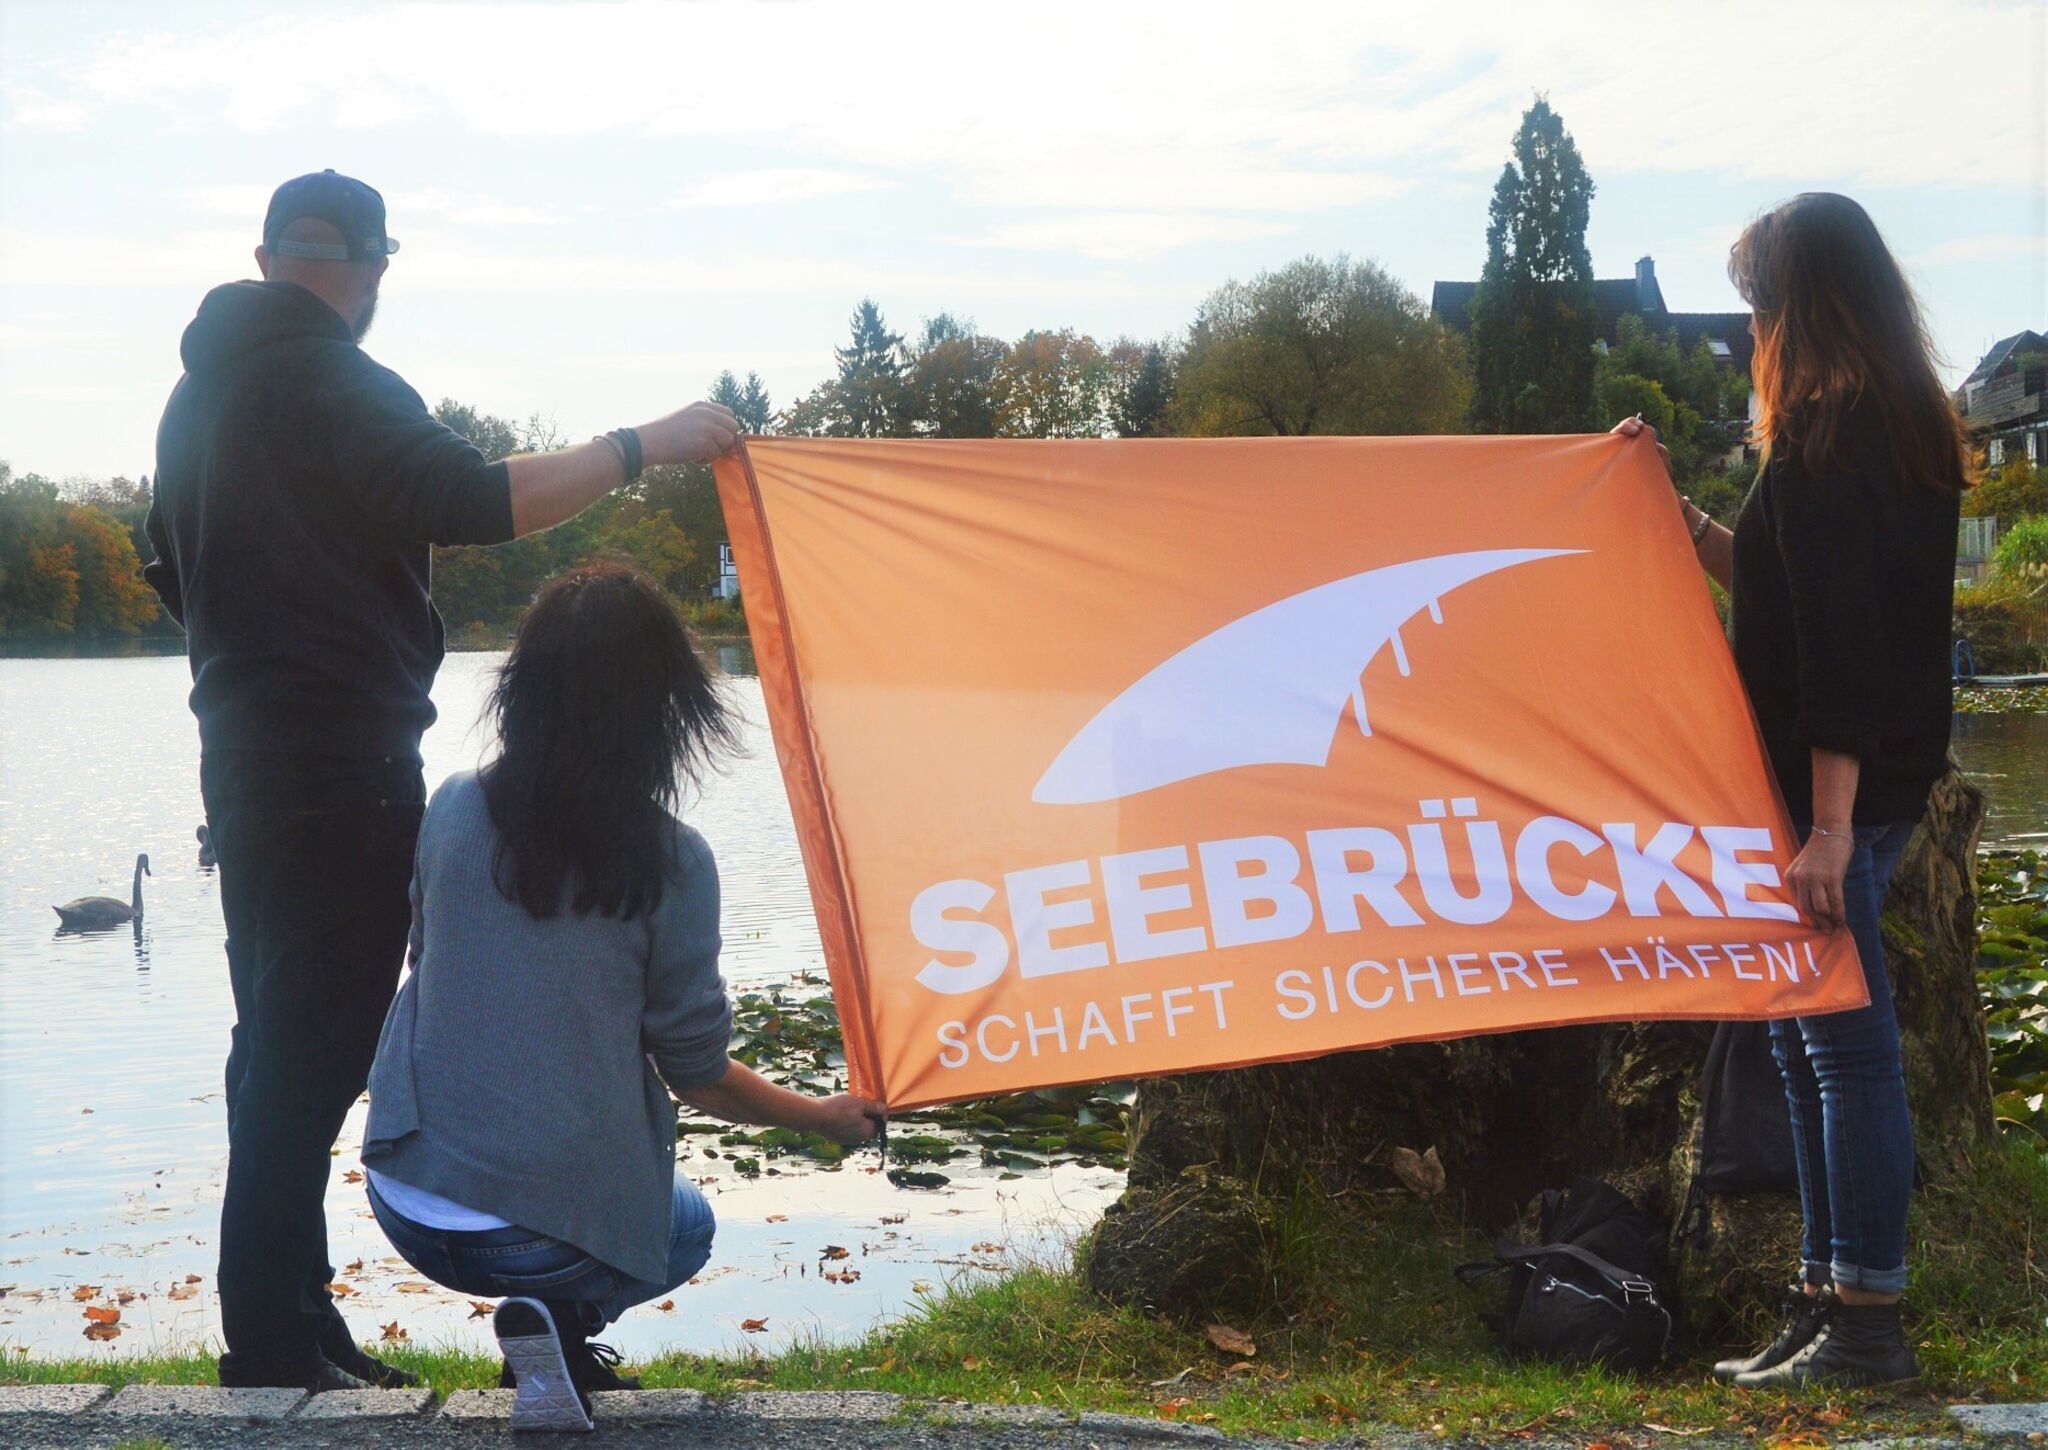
[1,650,2041,1360]
[0,649,1116,1359]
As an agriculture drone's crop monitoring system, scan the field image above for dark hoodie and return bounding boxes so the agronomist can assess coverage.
[146,281,513,763]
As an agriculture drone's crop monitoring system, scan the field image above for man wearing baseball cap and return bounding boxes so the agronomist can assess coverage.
[143,170,738,1392]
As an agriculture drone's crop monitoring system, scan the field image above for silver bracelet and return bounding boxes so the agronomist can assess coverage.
[1809,824,1852,841]
[1688,505,1713,545]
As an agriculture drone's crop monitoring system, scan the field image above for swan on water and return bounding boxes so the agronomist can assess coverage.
[54,854,150,931]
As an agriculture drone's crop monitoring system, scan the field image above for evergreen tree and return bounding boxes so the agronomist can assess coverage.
[1468,97,1598,433]
[832,299,907,437]
[1108,341,1174,438]
[709,370,771,433]
[737,372,774,434]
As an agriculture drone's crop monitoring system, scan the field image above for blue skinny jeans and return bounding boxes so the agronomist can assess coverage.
[367,1173,715,1333]
[1769,820,1917,1295]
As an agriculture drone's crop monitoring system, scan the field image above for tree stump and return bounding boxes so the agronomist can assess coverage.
[1085,769,1999,1333]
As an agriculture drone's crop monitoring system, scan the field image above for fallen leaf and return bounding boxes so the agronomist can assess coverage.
[657,1300,675,1312]
[184,1274,203,1284]
[1587,1441,1614,1450]
[115,1291,136,1305]
[71,1286,102,1302]
[879,1215,906,1225]
[820,1245,849,1261]
[1148,1368,1194,1389]
[166,1284,197,1301]
[740,1317,769,1333]
[1205,1323,1257,1358]
[468,1301,492,1319]
[765,1215,788,1224]
[83,1306,120,1325]
[961,1355,982,1371]
[1388,1145,1446,1200]
[83,1322,122,1342]
[344,1261,363,1275]
[380,1322,407,1341]
[395,1281,434,1293]
[326,1282,355,1298]
[342,1170,365,1185]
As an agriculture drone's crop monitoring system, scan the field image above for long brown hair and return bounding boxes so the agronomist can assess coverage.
[1728,193,1973,492]
[482,563,738,919]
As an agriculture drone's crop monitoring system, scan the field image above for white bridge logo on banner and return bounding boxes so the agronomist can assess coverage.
[1032,548,1584,806]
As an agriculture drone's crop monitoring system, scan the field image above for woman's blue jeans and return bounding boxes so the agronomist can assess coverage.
[367,1174,715,1332]
[1769,820,1918,1295]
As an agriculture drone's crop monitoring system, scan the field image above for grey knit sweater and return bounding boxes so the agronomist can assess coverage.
[363,770,732,1284]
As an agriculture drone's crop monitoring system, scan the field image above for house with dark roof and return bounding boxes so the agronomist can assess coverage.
[1431,256,1754,374]
[1957,329,2048,469]
[1431,255,1755,459]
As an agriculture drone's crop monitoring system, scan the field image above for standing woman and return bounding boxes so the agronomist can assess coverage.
[1621,193,1972,1388]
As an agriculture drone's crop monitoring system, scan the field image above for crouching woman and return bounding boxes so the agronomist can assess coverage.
[361,563,882,1432]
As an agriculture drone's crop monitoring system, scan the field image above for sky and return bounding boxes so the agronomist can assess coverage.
[2,0,2044,482]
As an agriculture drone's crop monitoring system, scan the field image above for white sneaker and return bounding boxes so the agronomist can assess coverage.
[494,1297,593,1432]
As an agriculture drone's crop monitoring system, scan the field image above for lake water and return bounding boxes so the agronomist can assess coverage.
[2,653,2044,1364]
[0,651,1120,1363]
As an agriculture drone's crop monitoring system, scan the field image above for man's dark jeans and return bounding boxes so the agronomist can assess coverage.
[201,750,425,1379]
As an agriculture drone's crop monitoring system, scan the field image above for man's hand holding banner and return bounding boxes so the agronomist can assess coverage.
[714,433,1864,1110]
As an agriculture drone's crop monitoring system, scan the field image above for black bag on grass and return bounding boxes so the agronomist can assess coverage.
[1456,1176,1673,1372]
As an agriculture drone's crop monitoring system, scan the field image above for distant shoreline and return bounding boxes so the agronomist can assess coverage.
[0,631,755,659]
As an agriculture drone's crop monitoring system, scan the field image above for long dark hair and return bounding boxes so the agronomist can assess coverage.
[481,563,738,919]
[1728,192,1973,492]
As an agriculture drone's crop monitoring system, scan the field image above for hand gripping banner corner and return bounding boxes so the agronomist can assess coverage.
[713,435,1865,1110]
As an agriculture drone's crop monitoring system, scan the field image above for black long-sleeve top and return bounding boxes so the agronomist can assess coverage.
[1729,403,1958,825]
[146,281,514,762]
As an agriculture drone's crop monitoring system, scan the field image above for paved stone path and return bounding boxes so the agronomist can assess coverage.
[0,1385,2040,1447]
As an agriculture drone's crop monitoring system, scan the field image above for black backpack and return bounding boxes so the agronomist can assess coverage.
[1457,1177,1673,1372]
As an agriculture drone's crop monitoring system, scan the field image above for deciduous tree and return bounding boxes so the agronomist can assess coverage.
[996,329,1109,438]
[1170,256,1471,437]
[904,315,1008,438]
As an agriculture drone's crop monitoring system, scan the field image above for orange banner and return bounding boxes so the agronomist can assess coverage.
[714,435,1865,1109]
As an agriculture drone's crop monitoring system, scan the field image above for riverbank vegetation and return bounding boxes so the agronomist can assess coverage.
[10,1142,2041,1438]
[6,858,2042,1436]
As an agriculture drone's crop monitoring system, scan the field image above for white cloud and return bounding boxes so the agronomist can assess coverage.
[0,224,1196,305]
[952,211,1294,262]
[1918,233,2048,265]
[3,84,87,132]
[26,1,2043,201]
[669,169,891,209]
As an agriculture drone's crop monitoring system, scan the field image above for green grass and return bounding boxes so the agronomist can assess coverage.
[10,1139,2042,1442]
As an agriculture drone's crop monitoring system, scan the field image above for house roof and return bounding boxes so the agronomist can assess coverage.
[1429,270,1753,371]
[1671,312,1755,373]
[1963,330,2047,389]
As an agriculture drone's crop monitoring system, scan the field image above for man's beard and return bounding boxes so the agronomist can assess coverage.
[352,293,378,341]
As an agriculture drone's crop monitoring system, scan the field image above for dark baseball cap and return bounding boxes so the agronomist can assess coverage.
[262,170,400,262]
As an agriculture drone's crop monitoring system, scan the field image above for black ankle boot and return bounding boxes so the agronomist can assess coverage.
[1714,1285,1831,1383]
[1734,1299,1919,1389]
